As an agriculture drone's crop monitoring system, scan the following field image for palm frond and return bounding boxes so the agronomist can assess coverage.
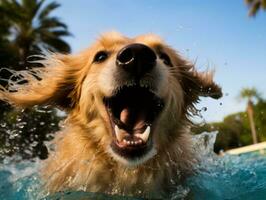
[41,37,71,53]
[22,0,45,21]
[239,87,262,101]
[262,0,266,9]
[39,17,67,29]
[249,1,261,16]
[49,30,72,37]
[38,1,60,20]
[245,0,266,16]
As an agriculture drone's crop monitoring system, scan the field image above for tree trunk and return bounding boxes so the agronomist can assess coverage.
[247,100,258,144]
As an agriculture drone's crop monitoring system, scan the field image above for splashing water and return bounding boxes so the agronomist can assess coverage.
[1,132,266,200]
[188,132,266,200]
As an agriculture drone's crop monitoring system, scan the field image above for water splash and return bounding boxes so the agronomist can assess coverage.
[0,156,41,200]
[187,132,266,200]
[1,132,266,200]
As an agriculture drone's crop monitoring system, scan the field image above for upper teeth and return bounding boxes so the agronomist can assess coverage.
[115,125,124,142]
[135,126,150,143]
[114,125,151,143]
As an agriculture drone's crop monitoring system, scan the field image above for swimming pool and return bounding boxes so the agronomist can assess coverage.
[1,132,266,200]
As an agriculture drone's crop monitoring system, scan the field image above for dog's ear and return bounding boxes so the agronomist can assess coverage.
[179,63,222,105]
[0,53,87,110]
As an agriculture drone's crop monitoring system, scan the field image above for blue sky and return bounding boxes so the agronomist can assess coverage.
[54,0,266,122]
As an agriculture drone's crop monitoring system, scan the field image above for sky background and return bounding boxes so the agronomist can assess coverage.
[53,0,266,122]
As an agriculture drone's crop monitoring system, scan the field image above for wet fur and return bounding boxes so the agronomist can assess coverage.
[0,32,222,198]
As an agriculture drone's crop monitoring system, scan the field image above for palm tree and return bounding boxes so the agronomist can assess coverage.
[245,0,266,16]
[0,0,71,69]
[0,4,17,67]
[239,87,261,144]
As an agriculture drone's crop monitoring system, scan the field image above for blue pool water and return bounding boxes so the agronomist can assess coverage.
[1,132,266,200]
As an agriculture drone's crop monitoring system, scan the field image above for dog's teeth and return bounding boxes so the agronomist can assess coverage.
[114,125,123,142]
[136,126,150,143]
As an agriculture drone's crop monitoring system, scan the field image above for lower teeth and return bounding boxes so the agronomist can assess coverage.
[122,139,143,146]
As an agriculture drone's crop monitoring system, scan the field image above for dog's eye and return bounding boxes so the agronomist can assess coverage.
[159,53,172,67]
[93,51,108,63]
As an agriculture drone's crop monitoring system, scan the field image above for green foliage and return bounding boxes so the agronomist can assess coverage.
[193,99,266,153]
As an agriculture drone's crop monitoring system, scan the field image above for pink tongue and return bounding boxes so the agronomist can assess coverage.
[120,108,146,129]
[120,108,130,124]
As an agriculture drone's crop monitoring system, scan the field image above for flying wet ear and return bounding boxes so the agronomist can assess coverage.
[179,64,222,104]
[0,53,87,110]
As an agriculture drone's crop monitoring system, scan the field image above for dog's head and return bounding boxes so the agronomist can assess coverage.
[0,32,222,166]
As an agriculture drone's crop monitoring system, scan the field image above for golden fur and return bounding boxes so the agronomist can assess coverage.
[0,32,222,198]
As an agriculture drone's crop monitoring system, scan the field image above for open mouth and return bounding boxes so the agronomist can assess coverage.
[103,85,164,161]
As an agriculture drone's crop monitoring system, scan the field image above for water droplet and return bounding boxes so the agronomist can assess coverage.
[0,123,6,128]
[201,107,207,112]
[17,118,22,122]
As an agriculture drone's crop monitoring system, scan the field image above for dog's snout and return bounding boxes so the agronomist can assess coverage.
[116,43,156,77]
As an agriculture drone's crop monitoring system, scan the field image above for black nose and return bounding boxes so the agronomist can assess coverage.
[116,43,156,77]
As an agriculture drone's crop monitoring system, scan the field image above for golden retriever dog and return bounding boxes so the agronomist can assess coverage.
[0,32,222,198]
